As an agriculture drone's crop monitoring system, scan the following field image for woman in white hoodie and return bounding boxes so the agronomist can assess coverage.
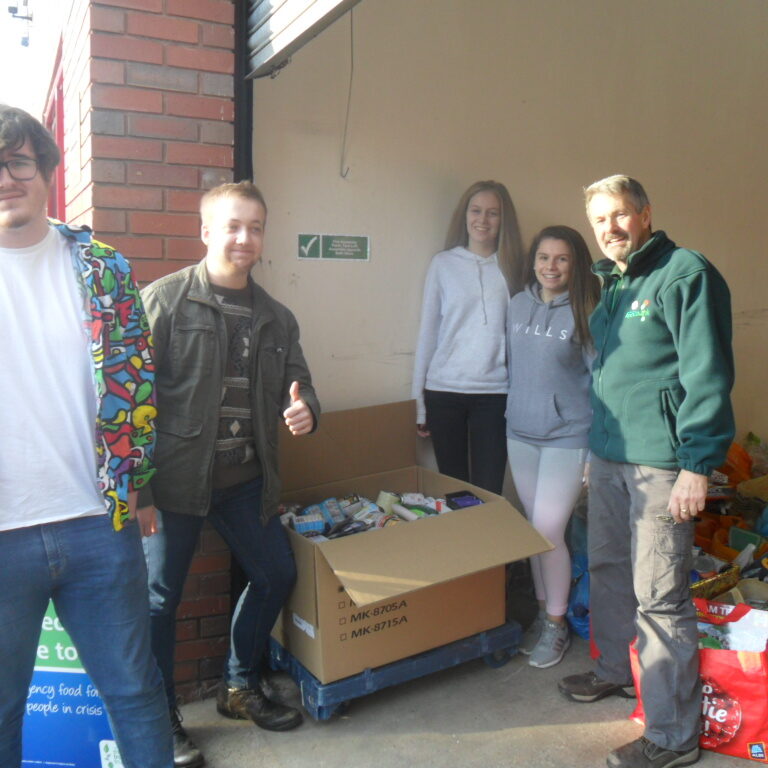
[412,180,524,494]
[506,225,600,669]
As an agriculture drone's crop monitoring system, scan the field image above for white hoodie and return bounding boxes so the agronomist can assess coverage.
[412,246,509,423]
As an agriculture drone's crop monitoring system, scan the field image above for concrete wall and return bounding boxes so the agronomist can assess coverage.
[250,0,768,441]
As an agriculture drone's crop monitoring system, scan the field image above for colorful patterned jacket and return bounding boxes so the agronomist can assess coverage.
[55,221,157,530]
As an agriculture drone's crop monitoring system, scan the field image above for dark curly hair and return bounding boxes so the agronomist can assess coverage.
[0,104,60,181]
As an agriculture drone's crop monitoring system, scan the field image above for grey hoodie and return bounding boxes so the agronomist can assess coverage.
[505,283,593,448]
[412,247,509,424]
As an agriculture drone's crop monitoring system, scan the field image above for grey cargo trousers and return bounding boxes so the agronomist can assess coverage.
[588,455,700,751]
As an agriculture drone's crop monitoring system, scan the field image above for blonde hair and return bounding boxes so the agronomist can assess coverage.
[200,180,267,221]
[444,180,525,295]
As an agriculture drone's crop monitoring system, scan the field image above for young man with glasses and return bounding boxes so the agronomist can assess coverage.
[0,104,172,768]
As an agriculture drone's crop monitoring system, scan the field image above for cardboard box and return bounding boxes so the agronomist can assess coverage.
[274,400,551,684]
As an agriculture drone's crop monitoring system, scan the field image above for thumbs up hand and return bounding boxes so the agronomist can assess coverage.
[283,380,313,435]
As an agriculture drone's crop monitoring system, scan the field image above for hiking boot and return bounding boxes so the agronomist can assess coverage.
[529,619,570,668]
[170,707,205,768]
[216,682,303,731]
[607,736,700,768]
[558,671,635,702]
[519,608,545,655]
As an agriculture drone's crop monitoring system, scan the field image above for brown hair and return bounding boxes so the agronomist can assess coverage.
[200,180,268,220]
[0,104,60,181]
[525,225,601,346]
[444,180,524,295]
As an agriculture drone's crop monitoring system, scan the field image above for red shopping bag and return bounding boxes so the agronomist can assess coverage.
[630,598,768,762]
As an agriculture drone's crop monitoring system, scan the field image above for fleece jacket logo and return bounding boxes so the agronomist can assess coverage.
[624,299,651,322]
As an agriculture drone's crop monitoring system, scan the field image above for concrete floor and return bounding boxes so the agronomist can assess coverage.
[180,636,744,768]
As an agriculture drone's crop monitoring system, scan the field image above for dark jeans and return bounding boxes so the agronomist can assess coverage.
[424,389,507,494]
[143,477,296,706]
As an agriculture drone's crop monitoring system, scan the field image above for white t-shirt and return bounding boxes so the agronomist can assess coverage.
[0,228,105,531]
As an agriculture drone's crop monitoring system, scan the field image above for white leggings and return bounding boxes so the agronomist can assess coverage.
[507,439,587,617]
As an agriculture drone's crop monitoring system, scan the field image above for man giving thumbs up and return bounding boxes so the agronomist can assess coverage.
[139,182,320,768]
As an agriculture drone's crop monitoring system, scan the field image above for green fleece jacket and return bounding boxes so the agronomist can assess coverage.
[589,231,734,475]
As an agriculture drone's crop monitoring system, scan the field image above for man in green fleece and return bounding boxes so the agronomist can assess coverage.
[558,175,734,768]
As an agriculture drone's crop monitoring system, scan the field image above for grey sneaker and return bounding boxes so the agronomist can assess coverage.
[529,619,570,668]
[519,608,545,655]
[607,736,700,768]
[558,670,636,702]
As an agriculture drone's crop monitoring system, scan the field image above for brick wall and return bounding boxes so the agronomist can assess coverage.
[63,0,235,284]
[55,0,237,703]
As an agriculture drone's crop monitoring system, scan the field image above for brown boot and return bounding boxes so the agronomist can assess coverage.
[215,682,303,731]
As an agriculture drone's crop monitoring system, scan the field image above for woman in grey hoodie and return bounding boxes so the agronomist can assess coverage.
[412,180,524,494]
[506,225,600,669]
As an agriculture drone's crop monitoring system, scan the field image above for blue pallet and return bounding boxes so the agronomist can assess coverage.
[269,620,522,720]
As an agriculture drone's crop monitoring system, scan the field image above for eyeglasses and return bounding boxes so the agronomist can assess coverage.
[0,157,39,181]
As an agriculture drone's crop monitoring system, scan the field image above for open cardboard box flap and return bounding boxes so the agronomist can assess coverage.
[279,400,417,492]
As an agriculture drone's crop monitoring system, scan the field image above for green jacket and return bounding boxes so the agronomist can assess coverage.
[140,261,320,520]
[589,231,734,475]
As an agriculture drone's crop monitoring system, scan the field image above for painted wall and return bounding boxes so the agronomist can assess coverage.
[250,0,768,441]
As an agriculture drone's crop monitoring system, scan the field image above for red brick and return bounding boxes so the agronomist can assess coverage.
[97,0,162,11]
[175,637,229,662]
[93,135,163,161]
[199,121,234,145]
[91,5,125,33]
[200,528,228,553]
[186,552,230,574]
[91,159,126,183]
[167,0,233,23]
[199,615,229,638]
[99,235,164,260]
[167,189,203,212]
[166,46,233,74]
[126,62,198,93]
[130,211,200,237]
[201,167,233,189]
[92,209,127,233]
[91,59,125,85]
[198,656,226,680]
[177,596,230,620]
[202,23,234,49]
[92,32,163,64]
[165,93,234,122]
[126,11,199,43]
[129,114,198,141]
[198,572,230,597]
[93,184,163,210]
[132,259,193,285]
[167,237,206,261]
[166,142,232,168]
[181,573,201,601]
[128,162,198,188]
[92,84,163,114]
[176,620,199,642]
[173,661,198,684]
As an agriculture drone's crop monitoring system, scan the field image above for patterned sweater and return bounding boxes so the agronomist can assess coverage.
[54,220,157,530]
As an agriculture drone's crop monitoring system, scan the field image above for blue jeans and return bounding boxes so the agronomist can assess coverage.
[144,477,297,706]
[0,515,172,768]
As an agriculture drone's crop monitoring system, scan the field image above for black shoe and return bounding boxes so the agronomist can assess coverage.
[558,671,636,703]
[216,682,303,731]
[170,708,205,768]
[607,736,700,768]
[258,668,292,706]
